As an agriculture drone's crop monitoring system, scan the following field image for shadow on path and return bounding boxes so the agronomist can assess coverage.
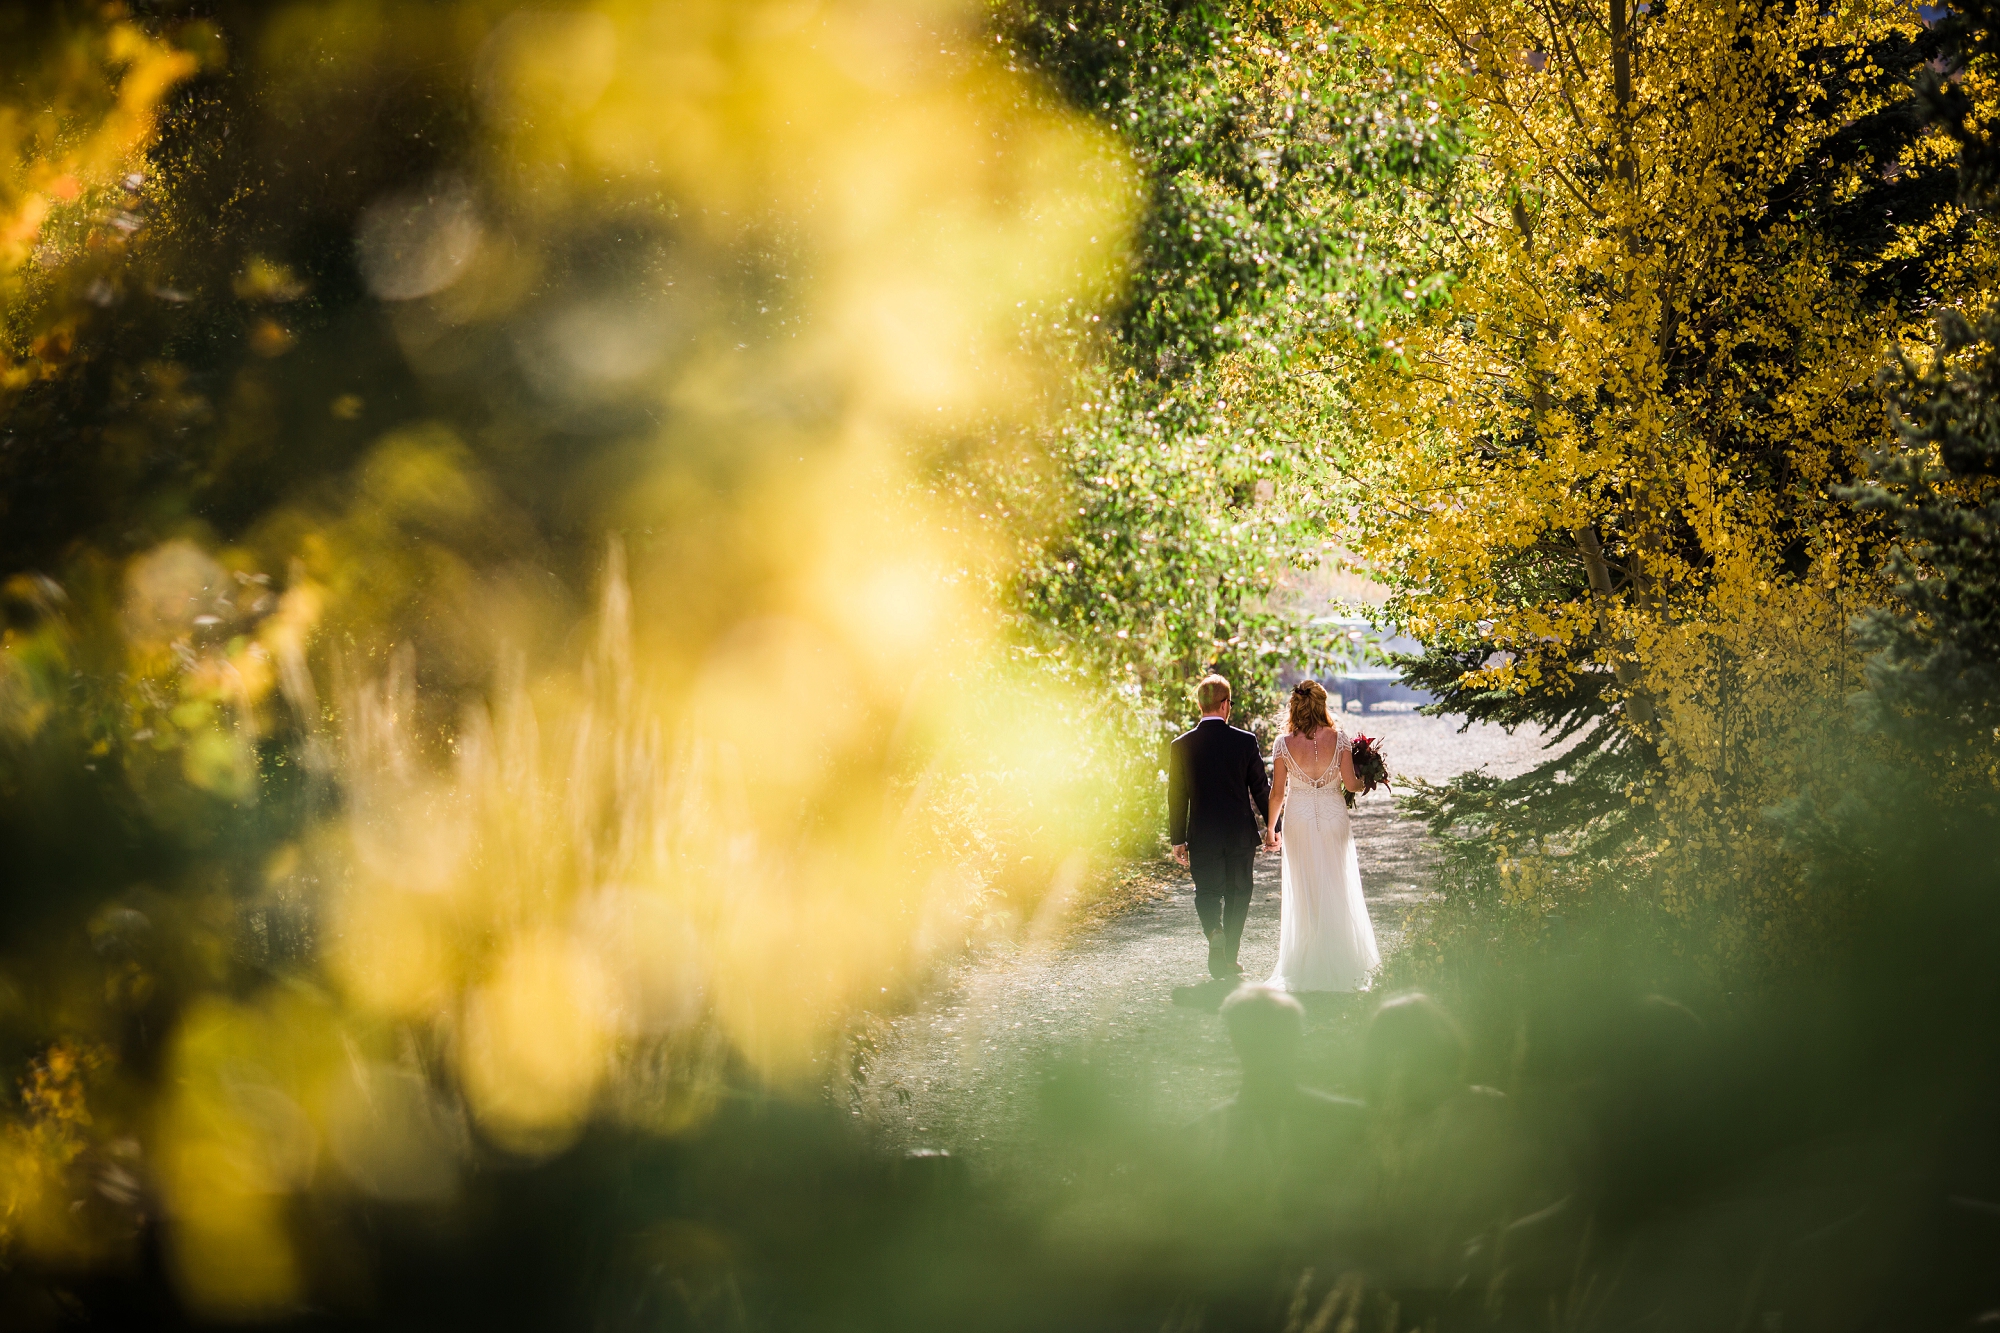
[1169,977,1241,1014]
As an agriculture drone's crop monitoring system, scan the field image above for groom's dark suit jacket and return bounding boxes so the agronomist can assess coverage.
[1167,717,1271,852]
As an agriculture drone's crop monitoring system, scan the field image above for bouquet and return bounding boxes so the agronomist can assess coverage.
[1345,733,1391,809]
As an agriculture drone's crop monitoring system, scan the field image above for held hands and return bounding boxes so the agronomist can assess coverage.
[1263,829,1281,853]
[1171,843,1190,868]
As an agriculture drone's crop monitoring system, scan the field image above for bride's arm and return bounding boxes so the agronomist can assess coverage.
[1267,743,1287,846]
[1339,730,1363,793]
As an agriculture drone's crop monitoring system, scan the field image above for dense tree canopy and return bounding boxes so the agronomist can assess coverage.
[1289,0,1995,963]
[996,0,2000,967]
[990,2,1464,741]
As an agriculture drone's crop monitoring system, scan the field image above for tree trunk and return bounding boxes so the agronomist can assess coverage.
[1596,0,1658,730]
[1573,522,1655,725]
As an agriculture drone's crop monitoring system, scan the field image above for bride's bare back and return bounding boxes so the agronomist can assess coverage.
[1282,724,1344,783]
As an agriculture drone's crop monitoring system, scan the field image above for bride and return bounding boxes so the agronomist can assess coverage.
[1264,680,1381,993]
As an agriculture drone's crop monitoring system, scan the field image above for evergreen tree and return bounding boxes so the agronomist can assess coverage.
[1851,0,2000,767]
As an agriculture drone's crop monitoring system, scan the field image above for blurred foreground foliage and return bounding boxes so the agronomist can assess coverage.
[0,0,1150,1315]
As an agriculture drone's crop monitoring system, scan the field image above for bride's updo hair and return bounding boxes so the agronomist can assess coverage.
[1286,680,1335,737]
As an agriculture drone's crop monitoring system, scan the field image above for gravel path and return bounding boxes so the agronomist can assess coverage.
[855,708,1573,1165]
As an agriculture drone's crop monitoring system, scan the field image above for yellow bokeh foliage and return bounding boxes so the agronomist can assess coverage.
[0,1042,109,1266]
[0,0,1141,1315]
[0,8,200,393]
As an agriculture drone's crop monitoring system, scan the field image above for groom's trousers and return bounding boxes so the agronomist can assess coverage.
[1189,844,1255,971]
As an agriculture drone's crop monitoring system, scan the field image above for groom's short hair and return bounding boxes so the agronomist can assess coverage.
[1196,674,1232,712]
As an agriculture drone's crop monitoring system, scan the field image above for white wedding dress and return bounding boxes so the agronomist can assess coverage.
[1266,731,1381,993]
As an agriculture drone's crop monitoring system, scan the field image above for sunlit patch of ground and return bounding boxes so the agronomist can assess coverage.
[853,708,1576,1167]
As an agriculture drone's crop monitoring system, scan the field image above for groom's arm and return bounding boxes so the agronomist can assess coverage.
[1246,735,1272,831]
[1167,739,1191,850]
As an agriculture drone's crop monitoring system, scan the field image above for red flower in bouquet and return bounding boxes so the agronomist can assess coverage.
[1345,733,1391,809]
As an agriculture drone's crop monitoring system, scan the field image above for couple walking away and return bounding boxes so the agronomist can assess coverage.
[1167,674,1380,992]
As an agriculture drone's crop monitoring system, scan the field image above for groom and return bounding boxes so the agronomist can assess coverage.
[1168,674,1272,979]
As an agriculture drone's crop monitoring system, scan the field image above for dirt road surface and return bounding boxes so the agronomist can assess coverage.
[855,708,1568,1166]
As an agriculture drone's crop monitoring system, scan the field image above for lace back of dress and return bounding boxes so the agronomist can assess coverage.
[1285,729,1343,791]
